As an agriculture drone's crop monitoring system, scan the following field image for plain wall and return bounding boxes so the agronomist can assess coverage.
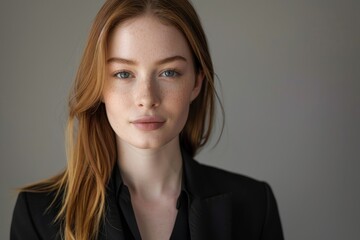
[1,0,359,239]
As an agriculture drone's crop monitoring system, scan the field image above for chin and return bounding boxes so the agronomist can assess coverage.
[126,134,180,150]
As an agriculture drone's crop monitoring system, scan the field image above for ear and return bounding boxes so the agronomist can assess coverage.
[190,70,204,102]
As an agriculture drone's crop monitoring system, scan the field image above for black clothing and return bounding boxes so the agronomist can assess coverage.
[11,150,284,239]
[113,166,190,240]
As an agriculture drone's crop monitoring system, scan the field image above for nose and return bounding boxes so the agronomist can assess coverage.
[135,77,160,109]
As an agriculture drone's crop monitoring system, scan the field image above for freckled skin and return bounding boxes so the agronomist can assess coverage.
[103,14,203,150]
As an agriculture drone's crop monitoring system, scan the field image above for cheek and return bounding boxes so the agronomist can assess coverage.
[103,84,131,109]
[102,89,129,127]
[164,85,193,120]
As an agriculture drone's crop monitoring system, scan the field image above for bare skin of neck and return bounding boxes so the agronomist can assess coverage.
[116,137,183,240]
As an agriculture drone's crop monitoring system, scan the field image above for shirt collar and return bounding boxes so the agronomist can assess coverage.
[111,156,190,209]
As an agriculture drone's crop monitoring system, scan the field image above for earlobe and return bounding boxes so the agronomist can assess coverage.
[190,70,205,101]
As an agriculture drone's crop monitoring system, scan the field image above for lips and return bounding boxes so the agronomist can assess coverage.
[131,116,165,131]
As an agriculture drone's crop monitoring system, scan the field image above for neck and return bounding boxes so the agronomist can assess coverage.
[116,137,183,201]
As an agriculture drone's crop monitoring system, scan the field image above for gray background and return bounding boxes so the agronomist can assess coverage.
[1,0,359,239]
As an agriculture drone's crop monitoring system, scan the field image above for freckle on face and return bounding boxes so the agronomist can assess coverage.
[102,15,201,150]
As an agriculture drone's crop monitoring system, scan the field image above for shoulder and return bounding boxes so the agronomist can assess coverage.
[190,160,284,238]
[11,190,62,239]
[190,159,279,218]
[192,159,269,195]
[16,190,59,212]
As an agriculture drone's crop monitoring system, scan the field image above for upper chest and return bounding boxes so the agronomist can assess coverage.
[131,196,179,240]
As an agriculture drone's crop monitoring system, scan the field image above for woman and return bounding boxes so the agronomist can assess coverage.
[11,0,284,239]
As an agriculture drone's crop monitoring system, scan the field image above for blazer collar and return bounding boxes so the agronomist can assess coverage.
[181,148,230,199]
[101,148,233,240]
[181,149,233,240]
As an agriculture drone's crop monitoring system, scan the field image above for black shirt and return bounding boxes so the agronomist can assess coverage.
[112,166,191,240]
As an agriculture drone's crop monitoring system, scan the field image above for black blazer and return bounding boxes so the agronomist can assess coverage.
[11,151,284,240]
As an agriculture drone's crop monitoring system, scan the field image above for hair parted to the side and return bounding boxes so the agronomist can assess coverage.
[20,0,224,239]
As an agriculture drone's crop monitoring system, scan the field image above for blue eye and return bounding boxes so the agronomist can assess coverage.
[114,71,132,79]
[161,70,179,78]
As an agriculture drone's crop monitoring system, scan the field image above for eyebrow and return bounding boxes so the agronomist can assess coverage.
[106,55,187,65]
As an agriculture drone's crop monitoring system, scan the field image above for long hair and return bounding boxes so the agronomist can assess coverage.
[21,0,222,239]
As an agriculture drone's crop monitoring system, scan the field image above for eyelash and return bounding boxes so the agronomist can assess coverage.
[112,69,181,79]
[113,71,133,79]
[159,69,181,78]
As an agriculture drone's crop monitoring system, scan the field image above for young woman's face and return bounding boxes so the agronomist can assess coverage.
[103,15,203,150]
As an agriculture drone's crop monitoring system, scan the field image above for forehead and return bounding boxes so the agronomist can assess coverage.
[107,15,193,61]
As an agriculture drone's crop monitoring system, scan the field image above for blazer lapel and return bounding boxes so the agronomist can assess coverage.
[182,150,234,240]
[188,194,233,240]
[99,181,126,240]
